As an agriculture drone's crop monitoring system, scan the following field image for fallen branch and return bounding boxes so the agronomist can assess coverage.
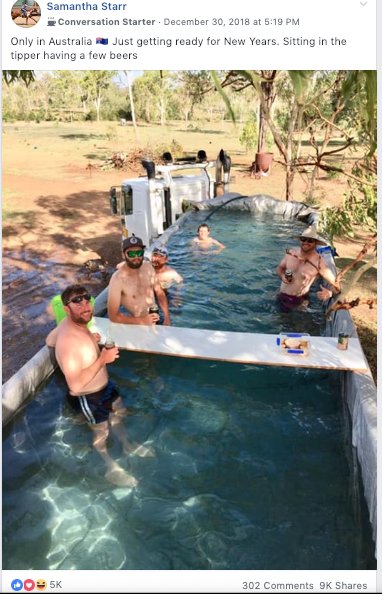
[336,239,376,284]
[326,297,376,314]
[326,251,377,317]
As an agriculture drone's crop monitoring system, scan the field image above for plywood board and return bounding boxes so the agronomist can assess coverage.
[92,317,369,372]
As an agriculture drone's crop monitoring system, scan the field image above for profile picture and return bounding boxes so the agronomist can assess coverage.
[11,0,41,28]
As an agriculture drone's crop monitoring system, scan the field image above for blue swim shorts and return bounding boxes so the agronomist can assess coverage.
[67,380,120,425]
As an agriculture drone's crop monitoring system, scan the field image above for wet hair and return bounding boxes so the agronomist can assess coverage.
[197,223,210,232]
[61,284,88,306]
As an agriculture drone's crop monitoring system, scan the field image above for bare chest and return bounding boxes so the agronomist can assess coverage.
[286,252,320,281]
[120,266,154,304]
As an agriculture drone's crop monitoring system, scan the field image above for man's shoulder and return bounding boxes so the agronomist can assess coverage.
[159,267,178,280]
[56,323,80,350]
[167,266,182,281]
[141,260,155,273]
[286,248,299,257]
[110,265,127,281]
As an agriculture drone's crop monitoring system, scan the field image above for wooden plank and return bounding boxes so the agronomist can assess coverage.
[92,317,369,372]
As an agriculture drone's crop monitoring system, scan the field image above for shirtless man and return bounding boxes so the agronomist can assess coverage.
[151,246,183,289]
[276,225,340,313]
[46,285,138,488]
[192,223,225,252]
[151,246,184,307]
[108,234,170,325]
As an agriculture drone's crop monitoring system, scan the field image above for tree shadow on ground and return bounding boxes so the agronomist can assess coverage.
[2,211,40,233]
[2,189,123,382]
[2,247,111,383]
[84,153,102,160]
[60,133,107,141]
[175,128,225,135]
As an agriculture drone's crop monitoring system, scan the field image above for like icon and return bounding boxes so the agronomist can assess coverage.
[24,579,35,591]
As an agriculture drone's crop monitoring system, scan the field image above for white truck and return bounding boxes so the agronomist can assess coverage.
[109,149,231,246]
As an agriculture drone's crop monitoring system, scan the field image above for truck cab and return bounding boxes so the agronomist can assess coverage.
[110,149,231,246]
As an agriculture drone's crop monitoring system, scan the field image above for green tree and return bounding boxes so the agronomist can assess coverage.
[213,70,376,202]
[3,70,35,86]
[175,71,211,123]
[80,71,115,122]
[132,71,173,124]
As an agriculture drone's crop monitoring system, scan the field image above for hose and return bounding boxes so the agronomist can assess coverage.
[203,195,248,222]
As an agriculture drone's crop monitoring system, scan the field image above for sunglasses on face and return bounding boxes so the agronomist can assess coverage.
[66,293,92,305]
[126,249,144,258]
[299,237,315,244]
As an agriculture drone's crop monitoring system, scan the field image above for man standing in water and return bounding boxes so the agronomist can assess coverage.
[46,284,140,488]
[108,235,171,325]
[276,225,340,313]
[151,245,184,307]
[192,223,225,252]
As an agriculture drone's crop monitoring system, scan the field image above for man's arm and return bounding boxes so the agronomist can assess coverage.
[46,325,59,347]
[154,282,171,325]
[320,262,341,290]
[317,261,341,300]
[172,272,184,306]
[212,238,225,250]
[276,255,290,283]
[171,269,183,285]
[56,336,118,394]
[107,274,131,324]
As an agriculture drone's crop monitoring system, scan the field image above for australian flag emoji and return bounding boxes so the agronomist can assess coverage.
[96,38,109,45]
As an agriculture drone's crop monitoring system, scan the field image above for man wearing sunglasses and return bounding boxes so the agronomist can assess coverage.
[276,225,340,313]
[46,284,139,488]
[108,234,171,325]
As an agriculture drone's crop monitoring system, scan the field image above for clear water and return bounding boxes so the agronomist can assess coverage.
[166,210,326,334]
[2,210,375,570]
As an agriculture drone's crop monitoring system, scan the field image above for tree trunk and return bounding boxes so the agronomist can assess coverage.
[95,96,101,122]
[285,165,295,201]
[257,73,277,153]
[125,71,139,142]
[307,165,319,202]
[160,98,166,126]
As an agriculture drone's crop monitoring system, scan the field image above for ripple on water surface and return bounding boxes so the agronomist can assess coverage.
[2,211,376,570]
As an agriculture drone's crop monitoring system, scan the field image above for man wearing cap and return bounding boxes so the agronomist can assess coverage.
[151,246,183,289]
[151,246,184,307]
[276,225,340,313]
[108,234,171,325]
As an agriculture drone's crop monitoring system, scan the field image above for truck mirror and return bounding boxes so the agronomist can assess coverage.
[109,187,118,214]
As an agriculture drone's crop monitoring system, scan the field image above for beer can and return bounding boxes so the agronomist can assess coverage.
[285,269,293,282]
[337,333,349,350]
[149,304,159,324]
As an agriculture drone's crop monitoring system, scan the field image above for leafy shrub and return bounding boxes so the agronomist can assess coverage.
[239,118,258,152]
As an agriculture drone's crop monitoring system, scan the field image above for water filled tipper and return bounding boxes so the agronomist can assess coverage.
[2,196,377,566]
